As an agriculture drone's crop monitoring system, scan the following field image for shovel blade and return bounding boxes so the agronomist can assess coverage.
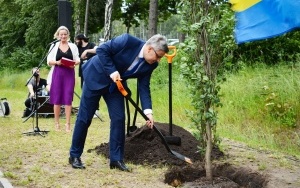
[171,150,193,164]
[154,126,192,164]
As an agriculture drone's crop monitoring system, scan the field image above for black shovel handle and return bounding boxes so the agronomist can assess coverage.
[116,80,192,164]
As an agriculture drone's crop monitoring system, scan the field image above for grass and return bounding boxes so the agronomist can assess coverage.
[1,61,300,187]
[0,66,172,187]
[218,63,300,157]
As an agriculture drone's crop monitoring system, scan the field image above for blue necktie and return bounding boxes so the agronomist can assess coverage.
[109,58,145,93]
[123,58,145,77]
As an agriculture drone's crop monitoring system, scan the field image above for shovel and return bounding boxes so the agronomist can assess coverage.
[126,80,139,136]
[116,80,193,164]
[164,46,182,146]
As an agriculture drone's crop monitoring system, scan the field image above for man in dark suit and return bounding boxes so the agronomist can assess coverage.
[69,33,169,171]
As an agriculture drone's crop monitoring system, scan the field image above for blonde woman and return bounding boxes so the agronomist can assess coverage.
[47,26,80,132]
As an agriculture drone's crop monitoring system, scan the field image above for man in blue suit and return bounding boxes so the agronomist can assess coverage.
[69,34,169,171]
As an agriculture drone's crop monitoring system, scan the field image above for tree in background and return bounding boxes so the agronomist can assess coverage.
[84,0,90,35]
[1,0,299,72]
[115,0,177,36]
[148,0,158,37]
[0,0,110,71]
[0,0,58,70]
[71,0,108,36]
[104,0,114,40]
[179,0,236,182]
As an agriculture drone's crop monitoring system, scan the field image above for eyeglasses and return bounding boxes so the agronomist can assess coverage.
[152,48,164,59]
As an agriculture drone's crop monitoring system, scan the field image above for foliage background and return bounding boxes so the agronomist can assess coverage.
[0,0,178,71]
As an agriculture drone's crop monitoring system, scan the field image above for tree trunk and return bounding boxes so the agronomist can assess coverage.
[179,33,185,43]
[73,0,82,38]
[148,0,158,38]
[75,16,81,37]
[205,122,213,181]
[84,0,90,35]
[202,19,213,182]
[104,0,113,41]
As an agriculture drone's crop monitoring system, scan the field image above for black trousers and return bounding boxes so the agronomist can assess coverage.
[24,98,33,108]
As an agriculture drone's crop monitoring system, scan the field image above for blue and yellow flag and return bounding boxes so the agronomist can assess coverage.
[229,0,300,44]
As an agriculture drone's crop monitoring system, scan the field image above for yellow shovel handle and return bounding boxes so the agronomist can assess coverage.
[164,46,177,64]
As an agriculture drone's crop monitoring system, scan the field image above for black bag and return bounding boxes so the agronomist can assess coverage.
[22,108,32,118]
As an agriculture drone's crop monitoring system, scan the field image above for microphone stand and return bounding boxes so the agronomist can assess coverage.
[23,42,57,137]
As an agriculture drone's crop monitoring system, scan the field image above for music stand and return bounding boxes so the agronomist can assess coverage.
[22,41,57,137]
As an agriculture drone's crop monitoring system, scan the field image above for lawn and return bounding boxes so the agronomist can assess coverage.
[0,68,175,188]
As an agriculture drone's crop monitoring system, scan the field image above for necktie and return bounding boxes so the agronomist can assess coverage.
[124,57,145,76]
[109,58,145,93]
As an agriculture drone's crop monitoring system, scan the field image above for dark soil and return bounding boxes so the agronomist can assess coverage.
[88,122,268,187]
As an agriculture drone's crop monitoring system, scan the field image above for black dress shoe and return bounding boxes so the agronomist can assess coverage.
[110,161,130,172]
[69,157,85,169]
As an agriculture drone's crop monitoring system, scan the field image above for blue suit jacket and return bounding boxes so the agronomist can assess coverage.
[82,33,158,110]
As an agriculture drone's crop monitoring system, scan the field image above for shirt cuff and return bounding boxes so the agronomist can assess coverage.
[143,109,152,115]
[110,71,119,79]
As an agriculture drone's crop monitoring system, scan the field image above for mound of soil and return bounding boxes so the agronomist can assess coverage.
[88,122,267,187]
[88,122,208,166]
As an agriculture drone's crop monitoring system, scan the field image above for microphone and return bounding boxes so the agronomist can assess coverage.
[49,39,60,44]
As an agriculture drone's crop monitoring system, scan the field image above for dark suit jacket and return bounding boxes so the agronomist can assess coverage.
[82,33,158,110]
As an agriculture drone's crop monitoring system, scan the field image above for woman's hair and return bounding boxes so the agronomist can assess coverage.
[53,26,70,40]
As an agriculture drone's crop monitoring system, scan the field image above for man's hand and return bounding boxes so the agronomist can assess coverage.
[81,51,88,59]
[146,113,154,129]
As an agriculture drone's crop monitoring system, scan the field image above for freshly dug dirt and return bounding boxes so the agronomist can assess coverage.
[87,122,271,187]
[164,162,267,187]
[88,122,205,167]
